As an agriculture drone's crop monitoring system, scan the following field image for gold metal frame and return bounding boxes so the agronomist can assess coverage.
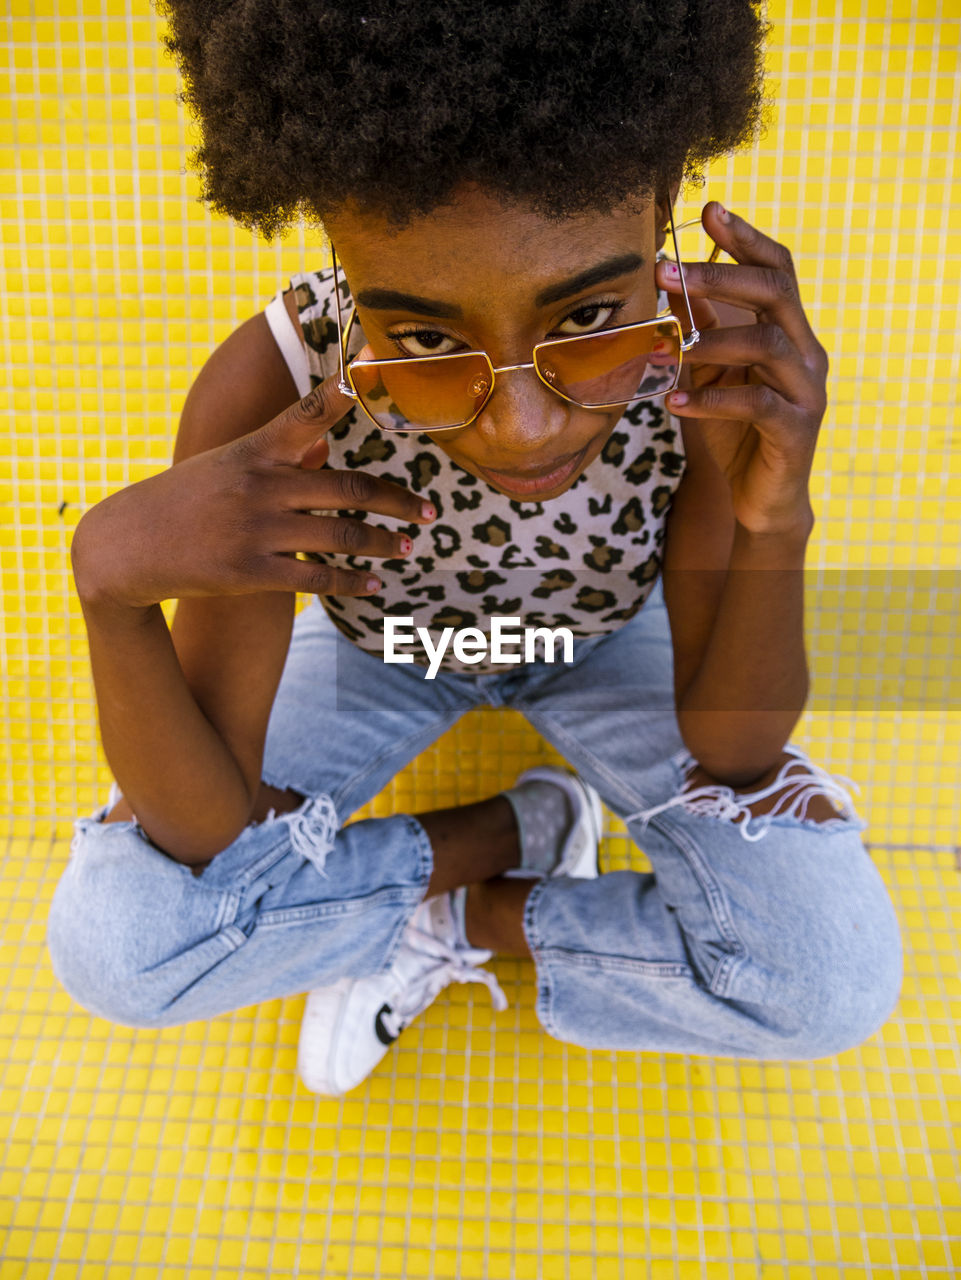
[331,208,719,434]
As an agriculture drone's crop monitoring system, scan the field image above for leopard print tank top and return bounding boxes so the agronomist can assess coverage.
[264,266,686,674]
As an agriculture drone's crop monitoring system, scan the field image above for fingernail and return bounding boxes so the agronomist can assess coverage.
[665,262,679,278]
[399,536,412,554]
[421,502,436,520]
[366,576,381,591]
[717,205,731,223]
[670,391,689,406]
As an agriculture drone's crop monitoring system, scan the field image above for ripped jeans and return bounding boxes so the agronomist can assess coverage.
[48,577,902,1058]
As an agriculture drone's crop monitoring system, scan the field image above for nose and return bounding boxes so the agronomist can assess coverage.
[473,364,570,455]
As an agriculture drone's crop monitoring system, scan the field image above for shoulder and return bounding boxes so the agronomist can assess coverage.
[281,267,348,381]
[283,287,302,334]
[278,265,376,390]
[176,263,352,463]
[174,308,304,462]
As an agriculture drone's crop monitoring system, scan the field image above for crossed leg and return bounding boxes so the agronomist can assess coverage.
[463,748,848,957]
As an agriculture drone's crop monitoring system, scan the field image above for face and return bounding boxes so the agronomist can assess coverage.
[325,185,664,502]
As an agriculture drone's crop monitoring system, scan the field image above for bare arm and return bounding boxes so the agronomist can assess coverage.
[659,209,823,787]
[670,518,812,787]
[73,305,430,864]
[73,314,302,862]
[165,298,311,821]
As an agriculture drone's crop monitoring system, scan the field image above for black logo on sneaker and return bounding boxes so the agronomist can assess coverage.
[374,1002,403,1046]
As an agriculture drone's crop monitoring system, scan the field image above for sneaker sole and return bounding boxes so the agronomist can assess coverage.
[298,975,392,1097]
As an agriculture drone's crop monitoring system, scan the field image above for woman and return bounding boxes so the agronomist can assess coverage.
[48,0,902,1095]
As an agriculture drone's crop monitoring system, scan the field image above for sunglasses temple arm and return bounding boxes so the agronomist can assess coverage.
[330,245,359,398]
[666,206,701,353]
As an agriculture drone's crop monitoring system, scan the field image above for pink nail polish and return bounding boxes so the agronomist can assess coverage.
[421,503,436,520]
[666,262,679,278]
[671,391,689,406]
[399,536,412,554]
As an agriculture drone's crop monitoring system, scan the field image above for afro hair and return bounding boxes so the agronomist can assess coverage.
[158,0,769,238]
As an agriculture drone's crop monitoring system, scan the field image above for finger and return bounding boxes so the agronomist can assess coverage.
[269,513,414,561]
[666,283,719,336]
[265,553,384,598]
[681,323,825,408]
[666,287,720,393]
[282,466,437,525]
[662,259,822,364]
[667,381,818,449]
[247,359,367,468]
[700,201,804,285]
[660,207,824,365]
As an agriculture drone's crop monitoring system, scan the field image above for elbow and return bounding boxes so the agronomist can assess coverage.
[674,664,811,788]
[128,765,264,868]
[136,818,248,869]
[675,708,805,789]
[128,787,258,869]
[678,753,788,790]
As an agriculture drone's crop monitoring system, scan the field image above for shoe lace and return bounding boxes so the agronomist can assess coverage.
[392,917,509,1025]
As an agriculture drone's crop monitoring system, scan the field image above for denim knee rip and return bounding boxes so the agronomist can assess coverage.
[256,793,338,879]
[625,743,869,842]
[74,783,340,883]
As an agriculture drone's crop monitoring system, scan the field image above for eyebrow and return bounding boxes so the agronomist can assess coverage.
[354,288,462,319]
[535,254,645,307]
[353,252,645,319]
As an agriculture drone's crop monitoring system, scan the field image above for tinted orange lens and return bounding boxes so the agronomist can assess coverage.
[348,352,492,431]
[536,320,681,407]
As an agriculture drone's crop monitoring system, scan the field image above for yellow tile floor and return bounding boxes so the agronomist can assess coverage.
[2,0,960,1274]
[1,712,960,1278]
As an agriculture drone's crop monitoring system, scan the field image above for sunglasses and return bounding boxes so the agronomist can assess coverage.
[333,209,718,434]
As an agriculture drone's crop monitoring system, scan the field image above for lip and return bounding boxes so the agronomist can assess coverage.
[476,447,587,498]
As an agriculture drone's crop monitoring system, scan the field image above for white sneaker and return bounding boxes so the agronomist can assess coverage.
[298,892,508,1096]
[502,766,603,881]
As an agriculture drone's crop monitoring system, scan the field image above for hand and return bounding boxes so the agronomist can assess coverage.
[657,202,827,537]
[71,366,434,610]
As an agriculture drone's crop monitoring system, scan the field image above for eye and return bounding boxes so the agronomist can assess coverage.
[388,327,462,358]
[554,298,627,337]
